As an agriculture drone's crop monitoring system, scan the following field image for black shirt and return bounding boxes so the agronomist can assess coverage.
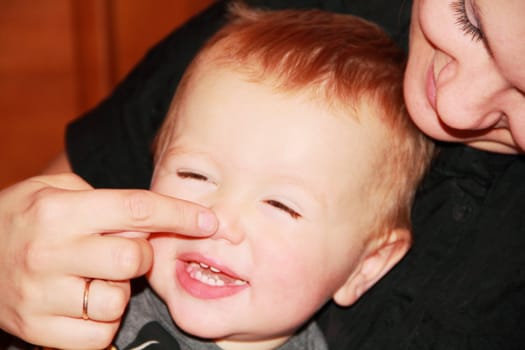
[66,1,525,349]
[318,143,525,349]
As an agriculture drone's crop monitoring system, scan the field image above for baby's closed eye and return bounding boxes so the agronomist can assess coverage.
[176,170,303,220]
[263,199,302,220]
[177,170,209,182]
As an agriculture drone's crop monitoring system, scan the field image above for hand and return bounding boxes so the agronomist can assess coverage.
[0,173,217,349]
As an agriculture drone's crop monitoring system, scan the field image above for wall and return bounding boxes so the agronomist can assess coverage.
[0,0,214,188]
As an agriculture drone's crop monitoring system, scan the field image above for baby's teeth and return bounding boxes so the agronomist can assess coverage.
[190,270,227,286]
[186,260,245,287]
[187,262,197,272]
[196,261,221,273]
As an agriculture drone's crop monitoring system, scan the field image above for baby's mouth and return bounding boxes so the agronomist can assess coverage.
[186,261,247,287]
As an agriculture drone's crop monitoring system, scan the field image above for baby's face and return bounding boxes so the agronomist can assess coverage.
[149,67,387,348]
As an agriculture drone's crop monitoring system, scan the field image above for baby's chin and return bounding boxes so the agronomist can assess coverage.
[176,319,228,340]
[169,308,291,347]
[165,302,237,340]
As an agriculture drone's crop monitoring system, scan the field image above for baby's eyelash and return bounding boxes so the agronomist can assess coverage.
[451,0,483,42]
[264,199,302,220]
[176,170,208,181]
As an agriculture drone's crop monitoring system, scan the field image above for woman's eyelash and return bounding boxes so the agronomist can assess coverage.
[451,0,483,41]
[176,171,208,181]
[264,199,302,220]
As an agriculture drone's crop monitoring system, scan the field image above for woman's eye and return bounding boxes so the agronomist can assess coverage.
[451,0,483,41]
[176,171,209,182]
[264,199,302,220]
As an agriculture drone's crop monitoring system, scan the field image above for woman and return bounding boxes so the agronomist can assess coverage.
[1,0,524,348]
[318,0,525,348]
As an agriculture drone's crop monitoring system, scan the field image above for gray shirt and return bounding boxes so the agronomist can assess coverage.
[116,287,328,350]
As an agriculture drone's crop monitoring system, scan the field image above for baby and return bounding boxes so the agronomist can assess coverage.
[114,4,434,350]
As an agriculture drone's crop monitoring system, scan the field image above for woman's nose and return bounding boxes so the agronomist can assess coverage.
[434,55,510,131]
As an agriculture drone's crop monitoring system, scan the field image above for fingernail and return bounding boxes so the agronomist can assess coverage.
[198,211,217,233]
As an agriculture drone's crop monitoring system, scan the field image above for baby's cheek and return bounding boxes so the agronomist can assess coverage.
[269,253,330,308]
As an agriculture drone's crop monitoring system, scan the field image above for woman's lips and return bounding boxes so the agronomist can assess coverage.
[426,62,437,111]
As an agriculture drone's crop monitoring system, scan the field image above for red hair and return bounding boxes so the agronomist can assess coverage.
[156,3,434,238]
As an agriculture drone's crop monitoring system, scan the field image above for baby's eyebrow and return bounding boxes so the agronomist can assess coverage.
[164,146,213,160]
[272,175,325,208]
[164,147,325,206]
[160,147,219,172]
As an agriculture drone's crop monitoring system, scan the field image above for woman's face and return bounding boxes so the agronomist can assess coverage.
[404,0,525,153]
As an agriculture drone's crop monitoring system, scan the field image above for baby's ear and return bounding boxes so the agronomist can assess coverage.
[332,228,410,307]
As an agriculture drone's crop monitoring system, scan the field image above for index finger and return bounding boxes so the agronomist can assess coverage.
[49,188,218,237]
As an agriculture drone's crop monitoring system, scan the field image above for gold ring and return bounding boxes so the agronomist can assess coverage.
[82,278,93,320]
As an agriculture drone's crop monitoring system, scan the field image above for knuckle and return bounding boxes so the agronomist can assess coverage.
[12,311,44,348]
[27,188,62,224]
[171,201,196,231]
[8,310,29,340]
[113,240,144,277]
[16,193,59,275]
[15,322,32,344]
[102,285,129,320]
[22,240,49,274]
[86,323,119,349]
[124,191,154,225]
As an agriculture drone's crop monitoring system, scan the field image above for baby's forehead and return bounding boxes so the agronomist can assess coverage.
[180,65,395,155]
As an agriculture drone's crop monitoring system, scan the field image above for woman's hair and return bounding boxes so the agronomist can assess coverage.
[156,3,434,239]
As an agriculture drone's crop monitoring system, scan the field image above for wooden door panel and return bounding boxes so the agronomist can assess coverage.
[0,0,214,188]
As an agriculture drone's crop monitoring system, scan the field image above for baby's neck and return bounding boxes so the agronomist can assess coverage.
[215,334,289,350]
